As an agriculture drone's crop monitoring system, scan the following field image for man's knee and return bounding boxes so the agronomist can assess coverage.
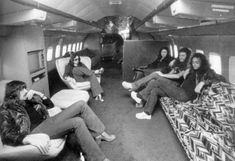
[148,79,160,88]
[148,79,156,85]
[72,117,85,128]
[69,100,87,113]
[74,100,86,106]
[157,77,167,85]
[150,72,159,79]
[150,88,159,96]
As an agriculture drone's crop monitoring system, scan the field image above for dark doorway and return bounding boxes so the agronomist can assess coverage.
[101,33,124,63]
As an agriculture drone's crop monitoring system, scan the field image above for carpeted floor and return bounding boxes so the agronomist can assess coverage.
[87,60,188,161]
[52,60,188,161]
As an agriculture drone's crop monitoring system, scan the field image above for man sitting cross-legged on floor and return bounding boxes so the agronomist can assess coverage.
[0,80,116,161]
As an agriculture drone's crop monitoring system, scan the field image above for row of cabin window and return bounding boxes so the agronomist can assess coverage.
[46,42,83,61]
[46,42,234,84]
[170,44,235,84]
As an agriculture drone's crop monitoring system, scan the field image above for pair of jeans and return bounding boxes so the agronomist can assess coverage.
[139,77,189,115]
[132,72,162,91]
[31,100,106,161]
[134,68,158,81]
[72,67,103,97]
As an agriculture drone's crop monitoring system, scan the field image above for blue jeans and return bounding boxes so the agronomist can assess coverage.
[139,77,189,115]
[31,101,106,161]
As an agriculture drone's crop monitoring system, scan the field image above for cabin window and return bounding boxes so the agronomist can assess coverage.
[62,45,67,56]
[173,44,178,58]
[68,44,72,52]
[80,42,83,50]
[209,53,222,74]
[46,47,53,61]
[229,56,235,84]
[55,45,61,58]
[72,43,76,52]
[169,44,173,57]
[76,42,80,51]
[196,49,204,54]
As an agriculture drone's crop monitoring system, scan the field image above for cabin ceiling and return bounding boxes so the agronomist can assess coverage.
[0,0,235,34]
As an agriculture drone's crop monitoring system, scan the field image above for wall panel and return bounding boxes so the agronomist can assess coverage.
[1,26,50,96]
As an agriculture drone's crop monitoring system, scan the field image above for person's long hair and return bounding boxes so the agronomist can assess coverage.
[189,53,210,75]
[157,47,171,62]
[173,47,191,71]
[4,80,26,105]
[69,53,82,67]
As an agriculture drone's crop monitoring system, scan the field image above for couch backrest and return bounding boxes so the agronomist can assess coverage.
[55,56,91,82]
[0,80,11,106]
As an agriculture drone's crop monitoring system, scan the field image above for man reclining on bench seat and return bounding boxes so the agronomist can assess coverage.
[130,53,226,120]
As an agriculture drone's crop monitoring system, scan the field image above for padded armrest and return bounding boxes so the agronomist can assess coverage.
[51,89,90,109]
[0,138,65,161]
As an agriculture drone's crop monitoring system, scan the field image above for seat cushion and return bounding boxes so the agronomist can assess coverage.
[51,89,90,109]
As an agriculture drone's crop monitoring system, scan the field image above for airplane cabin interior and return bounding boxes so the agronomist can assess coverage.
[0,0,235,161]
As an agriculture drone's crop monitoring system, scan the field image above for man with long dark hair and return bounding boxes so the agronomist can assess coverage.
[122,47,191,108]
[0,80,115,161]
[64,53,104,102]
[134,53,226,120]
[133,47,173,80]
[122,47,191,91]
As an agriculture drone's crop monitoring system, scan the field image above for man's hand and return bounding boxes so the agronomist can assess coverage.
[65,76,76,84]
[26,90,44,100]
[22,133,50,154]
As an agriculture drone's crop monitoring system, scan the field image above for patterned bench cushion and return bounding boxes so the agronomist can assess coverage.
[160,82,235,161]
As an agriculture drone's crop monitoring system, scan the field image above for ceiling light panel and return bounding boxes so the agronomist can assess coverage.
[109,0,122,5]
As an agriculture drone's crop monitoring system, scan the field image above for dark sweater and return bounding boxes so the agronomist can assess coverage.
[148,57,173,69]
[181,69,226,101]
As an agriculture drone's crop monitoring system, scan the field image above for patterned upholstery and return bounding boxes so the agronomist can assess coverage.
[160,82,235,161]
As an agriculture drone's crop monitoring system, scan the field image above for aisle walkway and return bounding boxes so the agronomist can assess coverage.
[87,61,188,161]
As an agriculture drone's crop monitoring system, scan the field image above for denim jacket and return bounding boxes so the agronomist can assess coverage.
[0,95,54,146]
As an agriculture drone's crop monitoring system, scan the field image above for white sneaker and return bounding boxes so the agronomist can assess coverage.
[98,67,104,74]
[122,81,133,90]
[95,94,104,102]
[136,112,151,120]
[131,91,142,104]
[94,70,100,74]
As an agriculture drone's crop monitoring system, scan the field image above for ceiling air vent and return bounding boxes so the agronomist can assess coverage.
[109,0,122,5]
[171,0,235,20]
[211,4,234,13]
[0,9,47,25]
